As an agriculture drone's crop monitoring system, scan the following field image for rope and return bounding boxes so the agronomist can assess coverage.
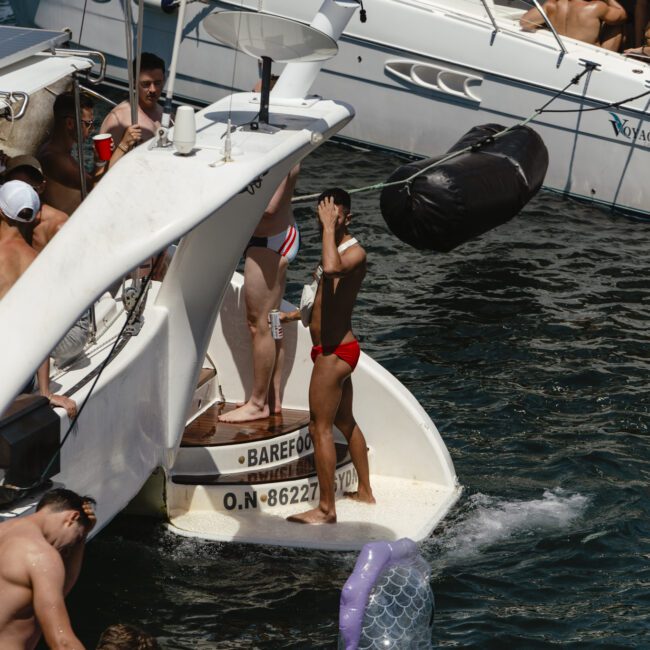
[29,259,162,491]
[291,62,642,205]
[78,0,90,43]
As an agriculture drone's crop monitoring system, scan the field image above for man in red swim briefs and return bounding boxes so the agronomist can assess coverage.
[287,188,375,525]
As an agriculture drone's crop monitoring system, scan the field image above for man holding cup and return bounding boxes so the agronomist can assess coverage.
[99,52,166,162]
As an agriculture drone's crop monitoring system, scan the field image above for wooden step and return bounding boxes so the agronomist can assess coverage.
[172,442,348,486]
[181,403,310,447]
[197,367,216,389]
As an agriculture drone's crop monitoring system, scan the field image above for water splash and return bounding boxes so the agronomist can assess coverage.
[428,489,589,564]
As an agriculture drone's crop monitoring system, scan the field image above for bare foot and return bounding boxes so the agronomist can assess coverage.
[344,490,376,504]
[218,402,270,423]
[287,507,337,524]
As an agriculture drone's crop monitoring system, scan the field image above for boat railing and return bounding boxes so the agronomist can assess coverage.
[0,92,29,121]
[526,0,568,60]
[52,49,107,85]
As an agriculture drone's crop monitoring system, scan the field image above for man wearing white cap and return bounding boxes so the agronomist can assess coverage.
[0,180,77,417]
[3,154,68,252]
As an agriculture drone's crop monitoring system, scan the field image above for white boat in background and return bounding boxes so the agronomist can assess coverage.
[0,4,460,550]
[12,0,650,217]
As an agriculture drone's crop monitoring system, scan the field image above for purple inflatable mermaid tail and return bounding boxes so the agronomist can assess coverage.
[339,538,434,650]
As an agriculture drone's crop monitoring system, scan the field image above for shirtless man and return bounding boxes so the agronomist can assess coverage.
[38,93,110,215]
[3,155,68,252]
[0,488,96,650]
[520,0,627,46]
[219,165,301,423]
[287,189,374,525]
[0,180,77,416]
[100,52,166,157]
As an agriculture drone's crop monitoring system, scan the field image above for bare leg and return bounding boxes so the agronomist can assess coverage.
[287,354,350,524]
[336,378,375,503]
[219,248,287,423]
[268,261,288,414]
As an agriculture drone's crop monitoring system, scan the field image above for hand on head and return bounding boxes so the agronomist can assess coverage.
[81,499,97,532]
[317,196,340,230]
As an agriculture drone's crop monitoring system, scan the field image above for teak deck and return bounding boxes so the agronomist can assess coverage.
[181,403,310,447]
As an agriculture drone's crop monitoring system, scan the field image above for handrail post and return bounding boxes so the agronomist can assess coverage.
[479,0,500,41]
[530,0,568,61]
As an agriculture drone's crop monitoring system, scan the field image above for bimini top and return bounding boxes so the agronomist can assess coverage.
[202,11,338,63]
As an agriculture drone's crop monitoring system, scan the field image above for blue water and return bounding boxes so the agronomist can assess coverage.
[58,145,650,649]
[5,2,650,648]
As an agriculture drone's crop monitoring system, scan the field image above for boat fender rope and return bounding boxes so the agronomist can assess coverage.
[290,65,638,205]
[25,258,165,492]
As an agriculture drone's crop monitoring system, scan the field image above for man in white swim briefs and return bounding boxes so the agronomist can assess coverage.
[219,164,301,423]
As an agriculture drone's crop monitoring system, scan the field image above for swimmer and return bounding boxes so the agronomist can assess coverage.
[0,488,96,650]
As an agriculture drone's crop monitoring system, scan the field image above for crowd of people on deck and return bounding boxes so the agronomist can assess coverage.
[520,0,650,54]
[0,52,166,418]
[1,41,378,645]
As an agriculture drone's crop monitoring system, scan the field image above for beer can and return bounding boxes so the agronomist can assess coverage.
[269,309,283,340]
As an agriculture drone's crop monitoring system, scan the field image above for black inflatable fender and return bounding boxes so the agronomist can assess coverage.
[380,124,549,252]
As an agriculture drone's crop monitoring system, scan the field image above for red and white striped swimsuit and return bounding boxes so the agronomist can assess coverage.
[245,223,300,263]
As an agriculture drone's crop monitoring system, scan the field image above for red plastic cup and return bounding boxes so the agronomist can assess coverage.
[93,134,113,161]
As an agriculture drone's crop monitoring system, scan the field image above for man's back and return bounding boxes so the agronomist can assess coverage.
[0,519,60,650]
[522,0,626,43]
[0,236,36,299]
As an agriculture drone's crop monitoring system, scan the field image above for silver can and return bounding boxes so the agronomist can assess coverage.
[269,309,283,340]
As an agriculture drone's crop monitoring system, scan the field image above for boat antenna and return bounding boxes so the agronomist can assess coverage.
[122,0,137,124]
[157,0,189,146]
[134,0,145,124]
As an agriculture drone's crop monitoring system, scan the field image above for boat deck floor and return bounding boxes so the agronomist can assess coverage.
[168,476,461,551]
[182,403,310,447]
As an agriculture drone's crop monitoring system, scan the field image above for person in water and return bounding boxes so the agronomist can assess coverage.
[0,180,77,416]
[0,488,96,650]
[100,52,166,155]
[96,623,160,649]
[218,164,301,424]
[520,0,627,47]
[286,189,374,525]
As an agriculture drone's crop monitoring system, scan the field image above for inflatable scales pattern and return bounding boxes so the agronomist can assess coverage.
[339,538,434,650]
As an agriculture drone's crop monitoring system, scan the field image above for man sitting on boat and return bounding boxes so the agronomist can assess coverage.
[0,180,78,417]
[99,52,166,158]
[287,189,374,525]
[2,155,68,252]
[37,93,109,215]
[0,488,95,650]
[520,0,627,48]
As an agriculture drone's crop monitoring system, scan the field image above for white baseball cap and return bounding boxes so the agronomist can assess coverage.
[0,180,40,223]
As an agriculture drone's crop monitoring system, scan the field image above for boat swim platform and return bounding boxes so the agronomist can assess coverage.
[167,475,459,552]
[167,403,460,551]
